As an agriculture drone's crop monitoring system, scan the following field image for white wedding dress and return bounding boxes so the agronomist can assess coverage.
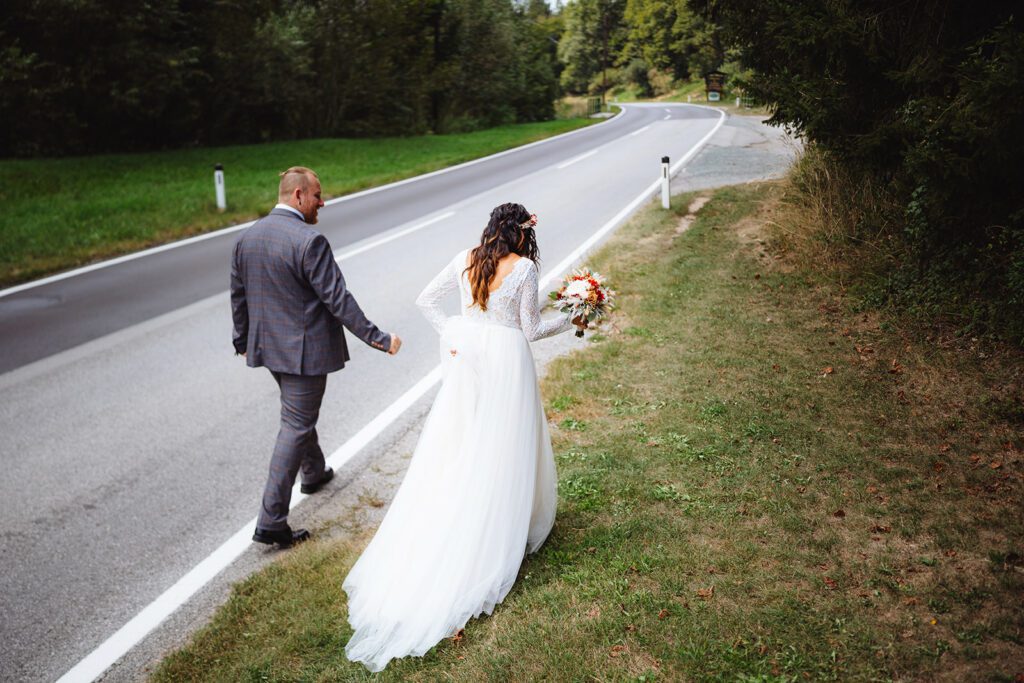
[343,249,572,672]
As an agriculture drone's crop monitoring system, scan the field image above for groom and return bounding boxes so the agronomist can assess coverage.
[231,166,402,548]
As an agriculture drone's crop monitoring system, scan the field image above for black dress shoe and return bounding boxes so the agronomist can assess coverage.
[300,466,334,494]
[252,525,311,548]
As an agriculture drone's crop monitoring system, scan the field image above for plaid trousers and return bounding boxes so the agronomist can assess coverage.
[257,371,329,530]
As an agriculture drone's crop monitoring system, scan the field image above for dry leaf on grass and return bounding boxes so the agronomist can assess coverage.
[609,644,627,658]
[696,586,714,600]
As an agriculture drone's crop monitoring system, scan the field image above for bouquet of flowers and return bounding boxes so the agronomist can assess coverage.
[549,268,616,337]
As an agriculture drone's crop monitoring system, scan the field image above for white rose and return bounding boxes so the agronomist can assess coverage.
[564,279,591,300]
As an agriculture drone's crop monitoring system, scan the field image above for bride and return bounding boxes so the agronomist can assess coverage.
[343,202,583,671]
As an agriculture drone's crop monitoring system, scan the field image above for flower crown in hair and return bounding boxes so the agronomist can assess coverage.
[519,214,538,230]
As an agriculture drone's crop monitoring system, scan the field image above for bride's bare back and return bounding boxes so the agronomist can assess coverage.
[464,252,523,293]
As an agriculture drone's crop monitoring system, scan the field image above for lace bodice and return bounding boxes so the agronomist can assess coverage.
[415,249,572,341]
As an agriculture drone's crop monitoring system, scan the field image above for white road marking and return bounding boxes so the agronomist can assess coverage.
[556,149,598,169]
[664,108,672,114]
[54,106,726,683]
[0,109,628,301]
[54,368,443,683]
[333,212,454,261]
[629,125,651,137]
[663,114,671,120]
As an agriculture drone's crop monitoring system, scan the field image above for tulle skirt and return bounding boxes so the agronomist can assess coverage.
[342,316,558,672]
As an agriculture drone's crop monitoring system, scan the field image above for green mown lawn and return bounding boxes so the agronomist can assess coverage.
[153,182,1023,682]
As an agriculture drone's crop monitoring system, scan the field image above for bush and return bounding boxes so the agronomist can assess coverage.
[706,0,1024,343]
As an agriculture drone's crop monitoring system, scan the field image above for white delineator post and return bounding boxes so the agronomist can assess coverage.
[214,163,226,212]
[661,156,670,209]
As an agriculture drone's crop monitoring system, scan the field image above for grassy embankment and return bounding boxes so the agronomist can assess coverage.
[154,181,1023,681]
[0,119,595,287]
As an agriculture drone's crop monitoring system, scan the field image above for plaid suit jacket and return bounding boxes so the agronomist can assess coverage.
[230,208,391,375]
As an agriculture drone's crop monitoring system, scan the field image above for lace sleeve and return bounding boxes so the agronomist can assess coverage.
[519,262,573,342]
[415,252,462,334]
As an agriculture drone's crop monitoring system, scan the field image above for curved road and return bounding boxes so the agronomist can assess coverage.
[0,104,724,682]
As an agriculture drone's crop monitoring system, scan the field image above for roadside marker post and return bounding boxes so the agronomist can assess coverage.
[661,156,670,209]
[214,163,226,212]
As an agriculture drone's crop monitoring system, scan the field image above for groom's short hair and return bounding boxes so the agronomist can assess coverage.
[278,166,319,199]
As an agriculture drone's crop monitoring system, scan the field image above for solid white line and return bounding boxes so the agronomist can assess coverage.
[0,110,627,301]
[334,212,454,261]
[629,125,651,137]
[54,105,726,683]
[556,149,598,169]
[55,368,443,683]
[663,114,671,120]
[0,221,260,300]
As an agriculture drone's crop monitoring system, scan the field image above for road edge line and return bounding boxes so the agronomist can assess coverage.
[0,111,626,301]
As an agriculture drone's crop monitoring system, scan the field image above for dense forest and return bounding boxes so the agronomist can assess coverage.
[0,0,564,155]
[2,0,1021,338]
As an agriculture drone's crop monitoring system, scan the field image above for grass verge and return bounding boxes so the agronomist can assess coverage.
[154,181,1023,681]
[0,119,595,287]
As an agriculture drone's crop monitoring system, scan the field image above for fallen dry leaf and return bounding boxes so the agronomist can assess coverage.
[609,644,627,658]
[870,524,892,533]
[823,576,838,590]
[696,586,714,600]
[833,509,846,518]
[822,366,835,375]
[990,461,1003,469]
[451,629,465,644]
[658,608,669,620]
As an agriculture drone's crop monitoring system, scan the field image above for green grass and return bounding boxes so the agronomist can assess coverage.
[0,119,595,286]
[153,182,1023,681]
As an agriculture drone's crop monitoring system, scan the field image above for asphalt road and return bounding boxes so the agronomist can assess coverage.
[0,103,741,682]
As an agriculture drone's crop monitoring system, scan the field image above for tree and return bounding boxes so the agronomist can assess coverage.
[557,0,627,95]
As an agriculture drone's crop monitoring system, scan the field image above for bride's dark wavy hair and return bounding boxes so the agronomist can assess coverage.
[466,202,539,311]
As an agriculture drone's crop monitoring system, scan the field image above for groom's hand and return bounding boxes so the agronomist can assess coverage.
[388,334,402,355]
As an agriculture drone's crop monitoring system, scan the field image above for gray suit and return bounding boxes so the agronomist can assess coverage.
[231,207,391,531]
